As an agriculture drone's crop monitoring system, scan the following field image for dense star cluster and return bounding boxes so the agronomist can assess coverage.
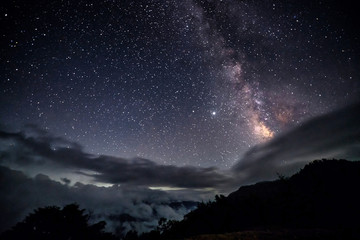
[1,0,359,168]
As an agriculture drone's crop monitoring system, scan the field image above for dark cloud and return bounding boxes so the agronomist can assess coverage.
[0,166,199,236]
[1,103,359,191]
[61,177,71,184]
[0,126,232,189]
[232,102,360,184]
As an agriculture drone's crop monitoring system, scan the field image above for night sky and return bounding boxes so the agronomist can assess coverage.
[1,0,360,235]
[1,0,359,168]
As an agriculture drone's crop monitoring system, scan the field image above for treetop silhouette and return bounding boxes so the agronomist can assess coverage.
[0,203,116,240]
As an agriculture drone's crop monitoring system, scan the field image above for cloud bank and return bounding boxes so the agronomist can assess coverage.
[232,102,360,184]
[0,126,231,189]
[2,103,359,190]
[0,165,201,235]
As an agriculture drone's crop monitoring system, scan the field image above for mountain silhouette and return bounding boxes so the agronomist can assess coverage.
[146,159,360,240]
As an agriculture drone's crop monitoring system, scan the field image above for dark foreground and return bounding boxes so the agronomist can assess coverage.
[1,159,360,240]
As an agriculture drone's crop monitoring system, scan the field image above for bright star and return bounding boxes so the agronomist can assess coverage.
[211,111,216,116]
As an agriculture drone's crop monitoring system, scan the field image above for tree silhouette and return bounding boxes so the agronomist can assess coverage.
[0,204,117,240]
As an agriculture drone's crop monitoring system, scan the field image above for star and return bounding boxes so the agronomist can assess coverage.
[0,0,358,168]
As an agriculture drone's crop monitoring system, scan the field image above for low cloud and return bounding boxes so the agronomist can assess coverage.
[232,102,360,184]
[0,166,201,235]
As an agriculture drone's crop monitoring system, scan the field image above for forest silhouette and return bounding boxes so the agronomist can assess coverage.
[1,159,360,240]
[0,204,117,240]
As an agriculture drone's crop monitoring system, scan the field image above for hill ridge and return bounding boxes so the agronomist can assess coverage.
[146,159,360,240]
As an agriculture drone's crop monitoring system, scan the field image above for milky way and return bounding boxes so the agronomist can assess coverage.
[1,0,359,168]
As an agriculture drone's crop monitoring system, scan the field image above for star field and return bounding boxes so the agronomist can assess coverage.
[1,0,359,168]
